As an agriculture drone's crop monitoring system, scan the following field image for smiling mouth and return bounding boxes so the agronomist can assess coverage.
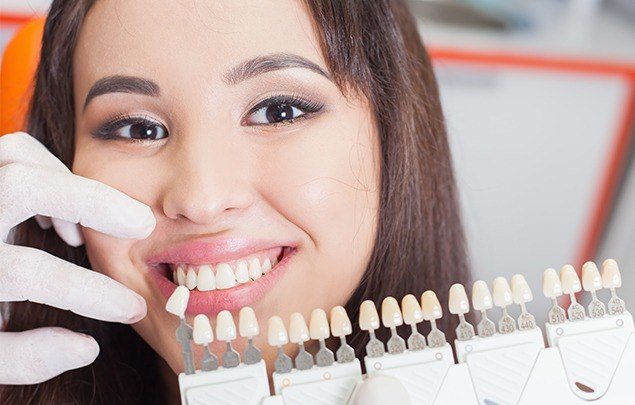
[155,246,292,292]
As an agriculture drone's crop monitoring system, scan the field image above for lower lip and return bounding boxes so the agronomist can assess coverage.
[151,248,296,316]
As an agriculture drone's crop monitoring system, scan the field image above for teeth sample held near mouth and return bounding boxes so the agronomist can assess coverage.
[168,254,282,291]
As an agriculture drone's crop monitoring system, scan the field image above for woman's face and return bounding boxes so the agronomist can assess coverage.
[72,0,380,374]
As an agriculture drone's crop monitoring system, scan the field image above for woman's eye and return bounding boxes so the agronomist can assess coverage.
[93,116,168,141]
[244,95,324,126]
[117,122,168,140]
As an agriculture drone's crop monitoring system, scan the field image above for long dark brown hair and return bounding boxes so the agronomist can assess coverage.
[1,0,470,403]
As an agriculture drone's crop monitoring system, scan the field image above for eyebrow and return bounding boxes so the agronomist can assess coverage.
[83,53,331,110]
[83,75,159,111]
[222,52,332,85]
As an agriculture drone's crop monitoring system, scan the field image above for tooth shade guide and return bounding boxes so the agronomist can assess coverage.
[471,281,496,337]
[602,259,626,315]
[476,310,496,337]
[401,294,426,350]
[449,284,475,340]
[510,275,536,331]
[542,268,567,324]
[267,316,293,373]
[580,262,607,318]
[310,309,335,367]
[192,315,219,372]
[330,306,355,363]
[359,300,385,358]
[420,290,446,347]
[492,277,516,334]
[381,297,406,354]
[171,267,634,405]
[608,289,626,315]
[289,312,314,370]
[215,310,240,368]
[559,265,586,321]
[239,307,262,365]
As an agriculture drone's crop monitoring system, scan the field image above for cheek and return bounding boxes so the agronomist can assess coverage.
[81,230,139,283]
[257,105,381,281]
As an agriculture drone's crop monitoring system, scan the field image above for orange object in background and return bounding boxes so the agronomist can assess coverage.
[0,18,45,135]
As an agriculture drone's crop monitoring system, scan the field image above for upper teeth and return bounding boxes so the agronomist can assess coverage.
[171,256,278,291]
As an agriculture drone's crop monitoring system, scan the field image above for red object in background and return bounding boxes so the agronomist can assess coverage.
[0,17,45,135]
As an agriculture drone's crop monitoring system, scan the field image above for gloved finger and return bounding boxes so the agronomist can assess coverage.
[0,162,155,240]
[0,327,99,385]
[0,132,69,173]
[0,244,146,323]
[51,217,84,247]
[34,214,53,230]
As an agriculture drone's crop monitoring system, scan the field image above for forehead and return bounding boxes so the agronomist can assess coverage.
[73,0,324,98]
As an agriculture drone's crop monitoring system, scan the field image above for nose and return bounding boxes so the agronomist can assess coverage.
[161,140,255,226]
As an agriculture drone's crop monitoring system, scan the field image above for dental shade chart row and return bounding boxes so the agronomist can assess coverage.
[167,259,634,405]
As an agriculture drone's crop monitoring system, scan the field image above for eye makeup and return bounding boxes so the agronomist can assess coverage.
[241,93,325,127]
[90,113,169,142]
[88,90,327,143]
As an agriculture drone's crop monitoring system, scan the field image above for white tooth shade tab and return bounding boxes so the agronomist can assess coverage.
[560,265,582,294]
[542,268,562,298]
[448,284,470,314]
[216,310,237,342]
[268,316,289,346]
[235,261,250,283]
[309,308,330,340]
[381,297,404,328]
[193,314,214,345]
[216,263,237,289]
[582,262,602,292]
[289,312,310,343]
[249,258,262,280]
[511,274,533,304]
[185,266,197,290]
[176,265,186,286]
[330,306,352,337]
[401,294,424,325]
[601,259,622,289]
[165,285,190,317]
[359,300,381,331]
[238,307,260,338]
[197,265,216,291]
[421,291,442,320]
[472,280,493,311]
[492,277,513,307]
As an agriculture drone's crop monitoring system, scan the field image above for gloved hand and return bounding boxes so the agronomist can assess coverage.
[0,132,156,385]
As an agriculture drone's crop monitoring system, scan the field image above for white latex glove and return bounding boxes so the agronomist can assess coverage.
[0,132,156,385]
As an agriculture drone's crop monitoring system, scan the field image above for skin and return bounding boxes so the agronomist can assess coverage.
[71,0,380,397]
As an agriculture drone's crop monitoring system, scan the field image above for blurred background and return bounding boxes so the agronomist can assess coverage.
[1,0,634,325]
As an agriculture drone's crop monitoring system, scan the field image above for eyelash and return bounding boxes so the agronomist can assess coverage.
[242,94,324,127]
[91,94,325,142]
[91,114,164,142]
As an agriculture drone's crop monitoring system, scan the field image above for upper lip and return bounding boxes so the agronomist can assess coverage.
[145,236,296,267]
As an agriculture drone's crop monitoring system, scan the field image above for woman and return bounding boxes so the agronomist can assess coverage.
[0,0,469,403]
